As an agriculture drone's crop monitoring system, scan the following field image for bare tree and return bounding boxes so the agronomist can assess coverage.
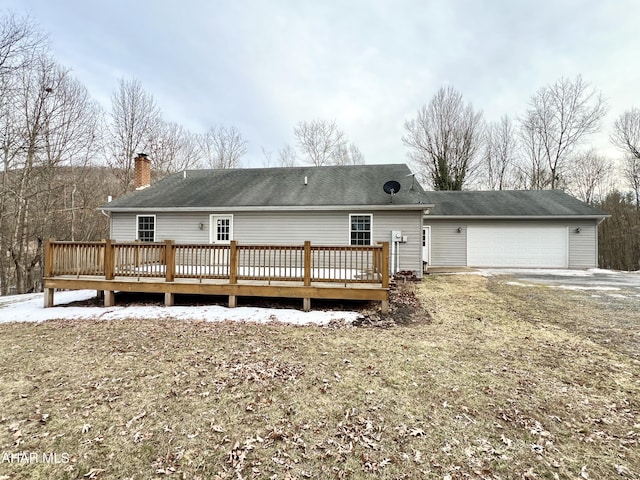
[0,12,45,75]
[106,77,162,192]
[482,115,520,190]
[148,121,201,174]
[261,146,274,167]
[611,108,640,206]
[520,75,607,189]
[332,142,365,165]
[403,86,483,190]
[277,144,297,167]
[294,119,347,166]
[0,52,102,293]
[611,108,640,158]
[199,125,246,169]
[402,86,482,190]
[0,11,47,294]
[596,192,640,270]
[621,156,640,208]
[566,149,612,203]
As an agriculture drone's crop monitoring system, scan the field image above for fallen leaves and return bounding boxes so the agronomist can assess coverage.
[83,468,105,478]
[1,275,639,479]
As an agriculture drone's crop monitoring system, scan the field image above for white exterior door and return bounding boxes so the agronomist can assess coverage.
[210,215,233,245]
[467,225,568,268]
[209,215,233,273]
[422,226,431,266]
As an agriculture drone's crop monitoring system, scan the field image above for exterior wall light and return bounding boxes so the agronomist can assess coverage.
[576,227,581,233]
[198,223,204,230]
[457,227,462,233]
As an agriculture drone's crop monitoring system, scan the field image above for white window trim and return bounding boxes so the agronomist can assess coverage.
[136,214,156,242]
[209,214,234,245]
[348,213,373,246]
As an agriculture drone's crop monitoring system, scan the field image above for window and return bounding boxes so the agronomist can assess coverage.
[137,215,155,242]
[349,214,372,245]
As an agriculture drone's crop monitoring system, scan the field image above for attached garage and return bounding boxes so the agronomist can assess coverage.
[467,225,567,268]
[422,190,609,270]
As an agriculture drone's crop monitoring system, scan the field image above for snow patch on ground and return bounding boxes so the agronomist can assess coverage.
[506,281,536,287]
[0,290,360,325]
[481,268,596,277]
[554,285,621,291]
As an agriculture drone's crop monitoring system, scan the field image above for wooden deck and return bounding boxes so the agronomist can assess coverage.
[43,240,390,312]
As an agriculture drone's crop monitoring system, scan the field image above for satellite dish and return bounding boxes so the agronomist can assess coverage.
[383,180,401,204]
[383,180,401,195]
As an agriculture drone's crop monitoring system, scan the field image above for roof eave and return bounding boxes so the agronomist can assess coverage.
[100,203,434,213]
[424,214,611,220]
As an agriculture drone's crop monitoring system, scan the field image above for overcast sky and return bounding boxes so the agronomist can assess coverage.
[6,0,640,167]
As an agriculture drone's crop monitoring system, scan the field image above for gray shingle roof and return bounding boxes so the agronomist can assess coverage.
[424,190,608,217]
[102,164,429,210]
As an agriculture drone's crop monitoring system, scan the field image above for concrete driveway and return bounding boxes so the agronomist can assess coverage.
[479,268,640,294]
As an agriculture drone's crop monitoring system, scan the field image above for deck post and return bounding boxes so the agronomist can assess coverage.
[164,240,175,282]
[104,239,114,280]
[229,295,237,308]
[43,239,55,308]
[381,242,390,288]
[44,238,54,278]
[380,300,389,314]
[104,290,115,307]
[380,242,390,314]
[44,288,54,308]
[303,241,311,286]
[303,297,311,312]
[229,241,238,284]
[134,240,140,268]
[164,292,174,306]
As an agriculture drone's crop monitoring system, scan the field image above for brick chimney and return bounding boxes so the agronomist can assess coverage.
[134,153,151,190]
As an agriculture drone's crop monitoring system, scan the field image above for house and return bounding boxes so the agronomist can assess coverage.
[38,150,616,315]
[101,155,431,276]
[42,157,610,310]
[422,190,608,269]
[101,156,608,274]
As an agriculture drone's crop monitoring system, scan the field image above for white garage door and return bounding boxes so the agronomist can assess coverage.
[467,225,568,268]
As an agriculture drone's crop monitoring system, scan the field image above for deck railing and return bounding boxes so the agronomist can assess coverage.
[46,241,105,276]
[45,239,390,287]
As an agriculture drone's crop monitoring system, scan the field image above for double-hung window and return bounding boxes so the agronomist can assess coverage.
[349,214,372,246]
[137,215,156,242]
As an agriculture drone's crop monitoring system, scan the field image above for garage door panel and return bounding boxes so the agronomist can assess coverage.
[467,226,567,268]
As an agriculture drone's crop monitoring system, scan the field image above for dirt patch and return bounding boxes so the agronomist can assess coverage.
[354,282,430,328]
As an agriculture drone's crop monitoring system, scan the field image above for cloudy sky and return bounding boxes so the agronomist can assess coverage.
[6,0,640,167]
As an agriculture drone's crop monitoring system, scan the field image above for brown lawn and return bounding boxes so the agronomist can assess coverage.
[0,274,638,479]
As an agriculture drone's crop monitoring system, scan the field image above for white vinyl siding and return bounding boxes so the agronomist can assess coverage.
[373,211,423,275]
[568,223,598,268]
[424,219,600,269]
[110,209,425,276]
[427,221,468,266]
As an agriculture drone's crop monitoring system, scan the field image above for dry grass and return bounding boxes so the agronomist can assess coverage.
[0,274,638,479]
